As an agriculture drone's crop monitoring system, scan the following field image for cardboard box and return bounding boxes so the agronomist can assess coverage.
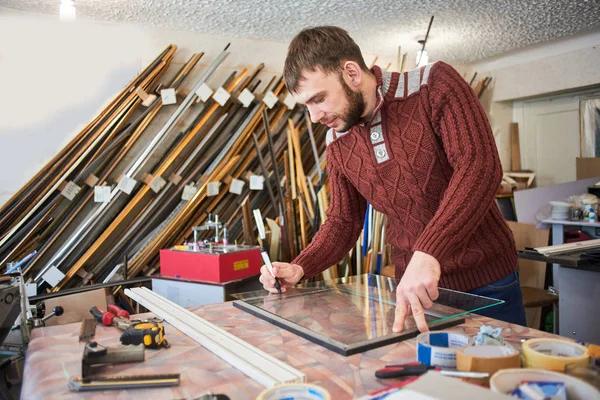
[576,157,600,180]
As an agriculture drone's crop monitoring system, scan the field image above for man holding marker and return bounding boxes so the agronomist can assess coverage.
[259,26,526,333]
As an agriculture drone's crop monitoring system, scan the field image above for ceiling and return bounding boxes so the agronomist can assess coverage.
[1,0,599,64]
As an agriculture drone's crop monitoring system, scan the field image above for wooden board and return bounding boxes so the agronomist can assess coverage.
[576,157,600,180]
[43,288,107,326]
[510,122,521,172]
[507,221,550,329]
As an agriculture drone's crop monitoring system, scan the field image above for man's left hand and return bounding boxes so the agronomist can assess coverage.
[392,251,441,333]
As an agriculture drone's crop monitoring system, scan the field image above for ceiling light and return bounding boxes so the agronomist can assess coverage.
[60,0,76,22]
[416,16,434,68]
[416,49,429,68]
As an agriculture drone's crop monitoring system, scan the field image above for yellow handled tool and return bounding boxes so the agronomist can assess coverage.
[120,321,170,349]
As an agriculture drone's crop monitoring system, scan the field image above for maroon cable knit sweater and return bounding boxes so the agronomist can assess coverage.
[293,61,517,292]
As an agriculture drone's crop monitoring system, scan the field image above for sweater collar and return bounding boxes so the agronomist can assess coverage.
[360,65,386,127]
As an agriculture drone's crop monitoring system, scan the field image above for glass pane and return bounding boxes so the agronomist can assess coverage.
[233,274,503,355]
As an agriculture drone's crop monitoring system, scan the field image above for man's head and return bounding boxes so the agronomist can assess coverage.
[284,26,373,132]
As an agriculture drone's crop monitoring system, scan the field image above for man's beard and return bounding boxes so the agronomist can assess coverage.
[337,76,366,132]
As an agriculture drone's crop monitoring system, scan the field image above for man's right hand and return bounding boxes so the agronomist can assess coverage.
[259,262,304,293]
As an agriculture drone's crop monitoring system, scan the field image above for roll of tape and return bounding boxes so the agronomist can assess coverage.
[522,338,590,372]
[457,345,521,382]
[416,331,473,369]
[256,383,331,400]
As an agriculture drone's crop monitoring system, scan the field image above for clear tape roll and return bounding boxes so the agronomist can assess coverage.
[522,338,590,372]
[256,383,331,400]
[416,331,473,369]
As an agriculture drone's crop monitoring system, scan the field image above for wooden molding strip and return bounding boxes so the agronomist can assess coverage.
[535,238,600,256]
[124,287,305,387]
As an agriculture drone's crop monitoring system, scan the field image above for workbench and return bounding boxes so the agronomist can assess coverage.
[22,301,560,399]
[538,219,600,342]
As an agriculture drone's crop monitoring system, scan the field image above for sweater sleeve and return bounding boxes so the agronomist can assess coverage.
[413,62,502,268]
[292,147,367,279]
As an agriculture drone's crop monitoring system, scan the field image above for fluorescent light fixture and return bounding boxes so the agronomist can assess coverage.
[60,0,76,22]
[416,49,428,68]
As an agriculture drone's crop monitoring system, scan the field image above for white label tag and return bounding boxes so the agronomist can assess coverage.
[182,183,197,201]
[212,87,231,106]
[25,283,37,297]
[149,175,167,193]
[283,93,297,110]
[238,88,255,107]
[249,175,265,190]
[263,91,278,109]
[117,176,137,195]
[94,185,111,203]
[195,83,214,102]
[42,266,65,287]
[61,181,81,201]
[160,88,177,105]
[207,181,220,197]
[229,178,245,195]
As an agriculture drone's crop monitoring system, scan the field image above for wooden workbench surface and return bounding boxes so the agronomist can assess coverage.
[22,301,558,399]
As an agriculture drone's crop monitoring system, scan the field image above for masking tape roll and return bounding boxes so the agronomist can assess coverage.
[456,345,521,382]
[256,383,331,400]
[416,331,473,369]
[522,338,590,372]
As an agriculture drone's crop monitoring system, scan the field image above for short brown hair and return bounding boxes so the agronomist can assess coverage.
[284,26,369,93]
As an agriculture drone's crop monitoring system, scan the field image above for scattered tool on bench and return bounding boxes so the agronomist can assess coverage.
[375,361,489,379]
[89,305,170,348]
[68,341,180,391]
[69,374,181,391]
[78,318,96,343]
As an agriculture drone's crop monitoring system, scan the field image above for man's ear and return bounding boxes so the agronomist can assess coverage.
[342,61,363,88]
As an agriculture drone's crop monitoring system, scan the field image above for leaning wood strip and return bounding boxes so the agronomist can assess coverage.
[124,287,305,387]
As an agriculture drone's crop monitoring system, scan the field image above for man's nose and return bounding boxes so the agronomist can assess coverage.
[307,106,323,123]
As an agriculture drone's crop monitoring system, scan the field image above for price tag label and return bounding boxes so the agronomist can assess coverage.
[149,176,167,193]
[195,83,214,102]
[61,181,81,201]
[182,184,197,201]
[249,175,264,190]
[238,88,255,107]
[229,178,245,195]
[207,181,220,197]
[42,266,65,288]
[117,176,137,195]
[94,185,111,203]
[283,93,297,110]
[25,283,37,297]
[160,88,177,105]
[263,91,278,109]
[212,87,231,106]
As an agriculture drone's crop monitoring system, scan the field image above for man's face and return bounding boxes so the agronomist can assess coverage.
[293,69,365,132]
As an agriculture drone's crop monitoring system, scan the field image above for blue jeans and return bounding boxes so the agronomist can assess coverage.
[468,271,527,326]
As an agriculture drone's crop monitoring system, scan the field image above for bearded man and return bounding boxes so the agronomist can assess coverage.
[259,26,526,332]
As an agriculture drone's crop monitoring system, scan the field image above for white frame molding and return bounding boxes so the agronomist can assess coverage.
[124,287,306,388]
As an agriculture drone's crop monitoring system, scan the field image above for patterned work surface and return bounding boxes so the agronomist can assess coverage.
[22,302,558,399]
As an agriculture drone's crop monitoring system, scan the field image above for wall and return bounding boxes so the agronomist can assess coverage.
[463,29,600,172]
[0,8,397,206]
